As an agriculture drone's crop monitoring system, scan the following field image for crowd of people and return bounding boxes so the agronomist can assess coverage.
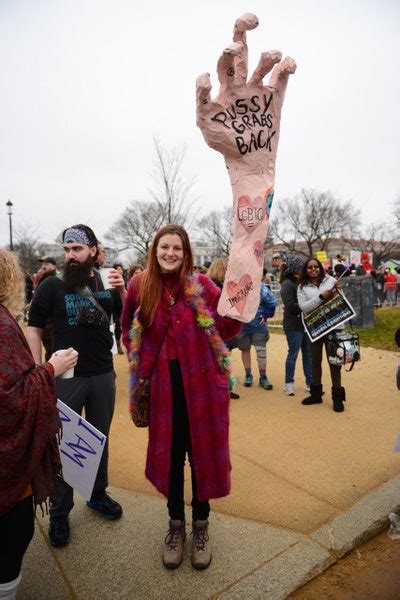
[1,222,398,596]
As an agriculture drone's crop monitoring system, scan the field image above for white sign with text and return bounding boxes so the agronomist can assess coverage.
[57,400,106,500]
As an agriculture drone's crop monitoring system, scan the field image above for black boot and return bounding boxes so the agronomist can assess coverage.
[332,386,346,412]
[302,384,323,405]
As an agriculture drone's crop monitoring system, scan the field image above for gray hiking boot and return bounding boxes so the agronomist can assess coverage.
[191,520,212,570]
[163,519,186,569]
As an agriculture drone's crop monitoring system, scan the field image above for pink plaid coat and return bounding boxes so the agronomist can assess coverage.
[121,274,240,501]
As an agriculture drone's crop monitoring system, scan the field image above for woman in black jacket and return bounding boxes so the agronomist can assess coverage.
[279,255,313,396]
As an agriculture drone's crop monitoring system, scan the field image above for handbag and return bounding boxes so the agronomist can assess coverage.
[327,328,361,371]
[131,377,151,427]
[131,317,171,428]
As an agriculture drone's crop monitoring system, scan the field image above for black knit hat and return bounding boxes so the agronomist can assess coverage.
[285,255,305,275]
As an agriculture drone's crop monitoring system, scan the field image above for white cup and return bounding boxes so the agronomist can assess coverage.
[99,267,113,290]
[57,349,75,379]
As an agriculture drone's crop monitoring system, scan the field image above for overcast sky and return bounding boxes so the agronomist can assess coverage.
[0,0,399,249]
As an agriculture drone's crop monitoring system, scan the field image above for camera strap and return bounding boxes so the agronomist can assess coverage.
[78,285,110,326]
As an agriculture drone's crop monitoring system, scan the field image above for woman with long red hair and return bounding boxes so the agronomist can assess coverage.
[121,224,240,571]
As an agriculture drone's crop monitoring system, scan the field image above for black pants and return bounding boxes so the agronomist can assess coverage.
[310,334,341,388]
[114,316,121,342]
[0,496,34,584]
[167,361,210,522]
[51,371,116,517]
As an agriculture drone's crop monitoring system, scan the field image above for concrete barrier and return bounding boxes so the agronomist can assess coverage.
[341,275,374,328]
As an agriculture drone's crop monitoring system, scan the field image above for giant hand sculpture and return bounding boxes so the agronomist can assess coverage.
[196,13,296,321]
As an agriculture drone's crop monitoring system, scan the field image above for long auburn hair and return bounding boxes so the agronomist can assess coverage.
[298,258,325,288]
[137,224,193,328]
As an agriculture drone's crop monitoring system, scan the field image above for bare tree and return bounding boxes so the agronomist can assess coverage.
[392,196,400,229]
[13,225,47,273]
[348,221,400,265]
[196,207,232,258]
[105,139,197,260]
[105,200,164,262]
[149,137,196,226]
[270,189,361,257]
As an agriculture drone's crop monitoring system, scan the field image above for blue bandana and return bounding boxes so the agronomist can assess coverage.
[63,228,92,246]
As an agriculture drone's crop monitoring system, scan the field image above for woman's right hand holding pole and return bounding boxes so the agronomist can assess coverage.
[320,282,341,301]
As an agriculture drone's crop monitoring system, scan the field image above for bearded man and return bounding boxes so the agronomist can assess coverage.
[27,224,126,547]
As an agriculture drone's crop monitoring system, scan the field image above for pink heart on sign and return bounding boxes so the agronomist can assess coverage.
[253,240,264,266]
[236,195,265,233]
[226,273,253,316]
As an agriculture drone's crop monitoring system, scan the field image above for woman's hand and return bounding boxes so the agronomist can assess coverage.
[321,284,340,300]
[48,348,79,378]
[320,289,334,300]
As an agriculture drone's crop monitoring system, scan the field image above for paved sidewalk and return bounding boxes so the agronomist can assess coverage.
[20,335,400,599]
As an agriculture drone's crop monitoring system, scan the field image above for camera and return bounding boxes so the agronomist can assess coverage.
[77,305,107,328]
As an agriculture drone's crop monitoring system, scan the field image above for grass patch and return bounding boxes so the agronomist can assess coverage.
[355,306,400,352]
[269,307,400,351]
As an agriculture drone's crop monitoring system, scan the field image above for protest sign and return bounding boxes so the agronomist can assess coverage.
[316,251,328,262]
[302,290,356,342]
[349,250,361,266]
[196,13,296,322]
[57,400,106,500]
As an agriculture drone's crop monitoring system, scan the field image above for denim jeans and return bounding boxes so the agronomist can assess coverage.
[284,330,313,385]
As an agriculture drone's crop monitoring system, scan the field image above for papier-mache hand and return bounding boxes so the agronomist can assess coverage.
[196,13,296,321]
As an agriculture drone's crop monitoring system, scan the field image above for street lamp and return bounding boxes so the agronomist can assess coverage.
[6,200,13,251]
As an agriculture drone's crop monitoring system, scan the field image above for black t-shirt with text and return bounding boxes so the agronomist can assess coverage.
[28,273,114,376]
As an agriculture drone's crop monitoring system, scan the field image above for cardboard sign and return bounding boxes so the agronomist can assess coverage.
[316,251,328,262]
[57,400,106,500]
[196,13,296,322]
[349,250,361,266]
[302,290,356,342]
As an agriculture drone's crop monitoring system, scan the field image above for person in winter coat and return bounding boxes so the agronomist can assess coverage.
[112,263,126,354]
[279,255,313,396]
[207,258,240,399]
[297,258,346,413]
[0,249,77,600]
[121,225,240,572]
[371,268,385,307]
[237,281,277,390]
[384,269,398,306]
